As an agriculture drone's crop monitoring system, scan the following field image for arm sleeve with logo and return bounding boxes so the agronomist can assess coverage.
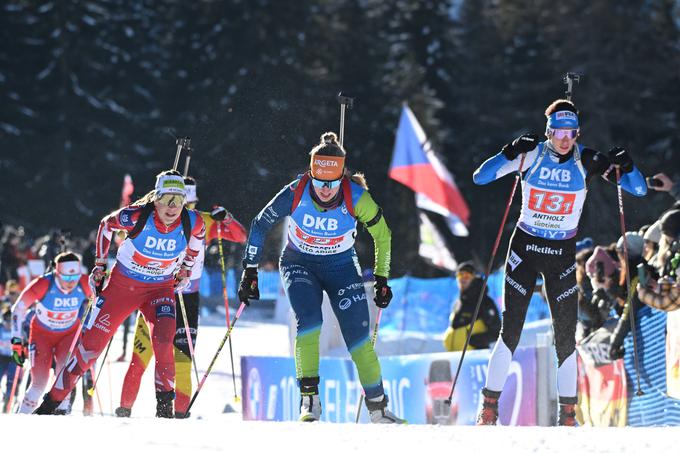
[242,181,296,267]
[10,277,49,338]
[473,148,539,185]
[581,148,647,197]
[95,206,143,260]
[182,212,206,270]
[354,191,391,278]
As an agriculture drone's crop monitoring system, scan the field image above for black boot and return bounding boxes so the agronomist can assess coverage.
[476,388,501,426]
[33,394,62,415]
[175,411,190,419]
[557,396,578,426]
[115,406,132,418]
[155,391,175,418]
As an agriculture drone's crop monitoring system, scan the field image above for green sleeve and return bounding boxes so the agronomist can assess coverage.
[354,191,391,278]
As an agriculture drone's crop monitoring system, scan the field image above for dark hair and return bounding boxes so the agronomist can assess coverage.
[310,132,346,157]
[184,176,196,185]
[55,251,80,263]
[545,99,578,116]
[159,169,182,177]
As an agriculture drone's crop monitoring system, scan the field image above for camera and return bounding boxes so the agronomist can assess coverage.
[637,262,650,286]
[646,176,663,189]
[595,261,605,284]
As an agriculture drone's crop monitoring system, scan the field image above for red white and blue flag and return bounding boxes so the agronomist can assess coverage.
[120,174,134,207]
[389,105,470,236]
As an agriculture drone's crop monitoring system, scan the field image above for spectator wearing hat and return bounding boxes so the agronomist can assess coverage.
[637,210,680,311]
[642,221,662,263]
[443,262,501,352]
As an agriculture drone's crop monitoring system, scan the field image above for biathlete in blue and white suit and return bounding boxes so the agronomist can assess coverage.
[472,99,646,426]
[238,132,405,424]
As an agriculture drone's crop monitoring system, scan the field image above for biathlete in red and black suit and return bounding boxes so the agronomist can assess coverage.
[10,252,91,413]
[35,170,205,417]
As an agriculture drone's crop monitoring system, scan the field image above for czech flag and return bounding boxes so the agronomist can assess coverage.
[389,105,470,236]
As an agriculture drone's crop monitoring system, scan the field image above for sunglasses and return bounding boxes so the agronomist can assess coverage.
[59,273,81,282]
[156,193,186,207]
[549,128,578,139]
[311,178,341,189]
[456,270,474,280]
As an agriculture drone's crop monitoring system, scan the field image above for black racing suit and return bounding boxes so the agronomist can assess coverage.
[473,140,646,404]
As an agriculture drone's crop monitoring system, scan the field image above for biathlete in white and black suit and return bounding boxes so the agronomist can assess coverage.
[472,99,647,426]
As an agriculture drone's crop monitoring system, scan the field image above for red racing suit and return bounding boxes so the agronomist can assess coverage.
[11,273,91,413]
[46,205,205,403]
[119,211,246,414]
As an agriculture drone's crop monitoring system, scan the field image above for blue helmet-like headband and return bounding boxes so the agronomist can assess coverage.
[546,110,579,129]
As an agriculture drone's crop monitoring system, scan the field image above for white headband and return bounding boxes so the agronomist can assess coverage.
[56,261,81,276]
[155,174,186,197]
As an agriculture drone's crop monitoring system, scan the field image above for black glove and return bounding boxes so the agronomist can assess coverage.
[210,206,233,222]
[608,147,634,174]
[451,312,472,329]
[374,276,393,309]
[238,267,259,306]
[608,340,625,361]
[501,134,539,160]
[585,148,611,176]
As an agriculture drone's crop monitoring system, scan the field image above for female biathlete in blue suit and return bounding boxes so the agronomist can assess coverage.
[238,132,405,424]
[472,99,646,426]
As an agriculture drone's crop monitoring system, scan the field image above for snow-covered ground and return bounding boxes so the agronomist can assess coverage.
[2,307,680,453]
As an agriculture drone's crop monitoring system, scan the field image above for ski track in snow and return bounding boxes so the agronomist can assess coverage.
[2,312,679,452]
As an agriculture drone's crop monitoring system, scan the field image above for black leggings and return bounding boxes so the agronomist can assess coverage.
[500,228,577,365]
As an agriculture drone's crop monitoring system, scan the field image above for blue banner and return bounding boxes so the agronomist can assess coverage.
[241,348,536,425]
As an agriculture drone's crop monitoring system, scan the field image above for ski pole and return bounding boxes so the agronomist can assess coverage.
[173,137,191,172]
[182,145,192,178]
[5,365,22,413]
[445,154,527,406]
[54,281,101,381]
[615,166,644,396]
[354,308,383,423]
[185,302,247,414]
[563,72,580,101]
[177,291,201,384]
[217,223,239,403]
[87,337,113,397]
[176,135,201,383]
[337,92,354,147]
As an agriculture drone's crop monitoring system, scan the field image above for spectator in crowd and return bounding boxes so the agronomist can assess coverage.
[638,210,680,311]
[641,221,662,263]
[584,246,621,327]
[443,262,501,352]
[647,172,680,201]
[1,284,20,412]
[1,229,24,285]
[575,247,596,340]
[607,233,645,360]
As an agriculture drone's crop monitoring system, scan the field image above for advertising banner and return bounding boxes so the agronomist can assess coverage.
[242,348,536,425]
[667,310,680,400]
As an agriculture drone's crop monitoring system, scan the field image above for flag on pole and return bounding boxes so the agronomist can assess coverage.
[389,105,470,236]
[120,174,134,207]
[418,210,457,271]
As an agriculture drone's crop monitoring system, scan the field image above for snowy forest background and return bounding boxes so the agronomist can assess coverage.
[1,0,678,277]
